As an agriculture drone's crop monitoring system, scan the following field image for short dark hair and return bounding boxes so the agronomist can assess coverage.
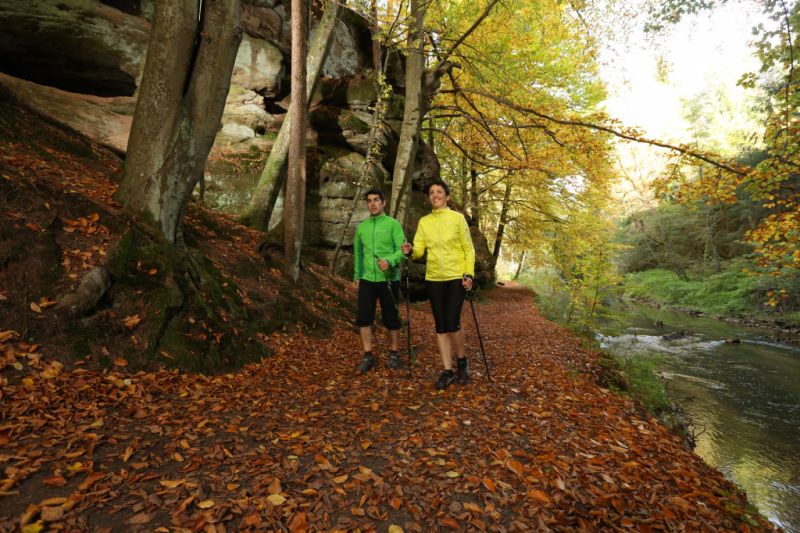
[423,179,450,196]
[363,188,384,201]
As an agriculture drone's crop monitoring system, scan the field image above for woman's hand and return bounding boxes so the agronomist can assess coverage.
[376,258,390,271]
[401,242,413,255]
[462,275,473,291]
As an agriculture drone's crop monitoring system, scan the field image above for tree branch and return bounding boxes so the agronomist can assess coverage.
[448,87,748,176]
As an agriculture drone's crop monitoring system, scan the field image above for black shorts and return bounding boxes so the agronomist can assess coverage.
[356,280,401,330]
[427,279,465,334]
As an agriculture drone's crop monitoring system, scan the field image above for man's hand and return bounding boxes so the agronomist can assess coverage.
[376,258,390,271]
[401,242,413,255]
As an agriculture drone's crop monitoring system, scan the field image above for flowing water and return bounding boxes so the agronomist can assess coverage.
[596,303,800,532]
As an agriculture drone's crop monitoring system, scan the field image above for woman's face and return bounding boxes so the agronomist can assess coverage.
[428,184,449,209]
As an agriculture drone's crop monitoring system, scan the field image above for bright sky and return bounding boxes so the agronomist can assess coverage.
[600,1,765,143]
[595,1,768,210]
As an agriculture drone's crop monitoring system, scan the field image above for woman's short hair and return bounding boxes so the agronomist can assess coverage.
[423,179,450,196]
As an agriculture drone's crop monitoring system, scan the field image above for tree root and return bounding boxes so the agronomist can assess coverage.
[55,266,112,317]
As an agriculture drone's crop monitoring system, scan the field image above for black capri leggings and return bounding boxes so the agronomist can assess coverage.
[356,280,402,330]
[427,279,465,334]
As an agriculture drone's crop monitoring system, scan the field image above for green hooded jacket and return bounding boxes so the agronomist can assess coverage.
[353,213,405,282]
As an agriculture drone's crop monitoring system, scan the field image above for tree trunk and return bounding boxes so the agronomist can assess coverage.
[513,251,526,280]
[284,0,308,282]
[370,0,381,70]
[240,1,341,230]
[389,0,425,223]
[469,166,480,231]
[115,0,241,244]
[458,155,468,212]
[492,181,512,266]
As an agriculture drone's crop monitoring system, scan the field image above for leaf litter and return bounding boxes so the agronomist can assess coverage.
[1,285,777,531]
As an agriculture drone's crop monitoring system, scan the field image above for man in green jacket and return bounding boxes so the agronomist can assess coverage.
[353,189,406,374]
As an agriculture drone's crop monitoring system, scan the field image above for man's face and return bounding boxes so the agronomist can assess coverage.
[366,194,385,216]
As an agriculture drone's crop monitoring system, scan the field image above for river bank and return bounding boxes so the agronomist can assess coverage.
[597,301,800,532]
[622,295,800,345]
[622,267,800,345]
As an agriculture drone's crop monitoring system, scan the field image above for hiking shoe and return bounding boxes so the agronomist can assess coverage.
[456,356,470,385]
[387,351,402,369]
[357,353,376,374]
[435,369,456,390]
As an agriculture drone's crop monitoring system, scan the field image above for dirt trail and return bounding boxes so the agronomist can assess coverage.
[0,285,775,532]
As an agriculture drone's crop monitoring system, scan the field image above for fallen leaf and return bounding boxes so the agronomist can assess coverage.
[527,489,551,505]
[42,476,67,487]
[22,522,43,533]
[267,494,286,505]
[445,471,461,478]
[159,479,186,489]
[197,499,215,509]
[388,525,404,533]
[79,471,105,491]
[440,517,461,529]
[507,460,525,476]
[114,357,128,367]
[268,478,281,494]
[463,502,483,513]
[40,506,63,522]
[0,330,18,342]
[127,512,154,524]
[332,474,348,484]
[123,314,141,329]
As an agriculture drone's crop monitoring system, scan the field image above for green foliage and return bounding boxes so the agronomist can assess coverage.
[600,353,672,414]
[623,262,800,321]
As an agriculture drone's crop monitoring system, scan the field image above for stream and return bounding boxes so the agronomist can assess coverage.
[596,303,800,532]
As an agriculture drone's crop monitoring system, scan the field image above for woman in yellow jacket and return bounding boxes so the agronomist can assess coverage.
[402,179,475,390]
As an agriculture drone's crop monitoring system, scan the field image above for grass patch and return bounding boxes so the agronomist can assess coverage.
[624,261,800,324]
[606,353,670,413]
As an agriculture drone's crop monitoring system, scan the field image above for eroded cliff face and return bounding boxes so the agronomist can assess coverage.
[0,0,499,281]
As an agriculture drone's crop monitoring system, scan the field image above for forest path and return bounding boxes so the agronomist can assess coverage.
[1,284,773,532]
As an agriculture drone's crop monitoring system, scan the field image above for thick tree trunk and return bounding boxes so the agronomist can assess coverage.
[284,0,308,281]
[470,166,480,231]
[115,0,241,244]
[389,0,425,224]
[241,1,341,231]
[492,181,512,265]
[458,155,468,211]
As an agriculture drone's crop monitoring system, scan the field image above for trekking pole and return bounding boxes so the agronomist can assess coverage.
[404,258,413,371]
[376,255,406,370]
[465,283,491,381]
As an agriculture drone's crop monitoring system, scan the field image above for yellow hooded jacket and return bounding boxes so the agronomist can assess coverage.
[411,207,475,281]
